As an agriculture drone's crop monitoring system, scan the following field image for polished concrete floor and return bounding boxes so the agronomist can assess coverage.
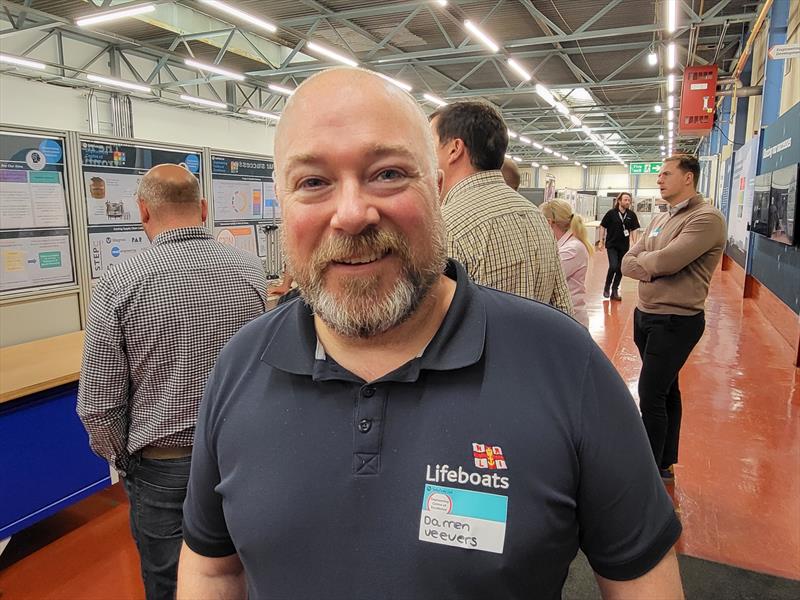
[1,252,798,598]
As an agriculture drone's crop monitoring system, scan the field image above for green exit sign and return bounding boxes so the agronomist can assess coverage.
[629,162,663,174]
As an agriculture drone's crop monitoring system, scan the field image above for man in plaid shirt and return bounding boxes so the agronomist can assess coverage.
[77,164,267,600]
[430,101,573,316]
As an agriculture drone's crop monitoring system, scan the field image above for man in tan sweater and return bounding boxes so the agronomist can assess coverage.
[622,154,726,482]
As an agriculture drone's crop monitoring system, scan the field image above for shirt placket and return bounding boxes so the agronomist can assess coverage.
[353,384,387,477]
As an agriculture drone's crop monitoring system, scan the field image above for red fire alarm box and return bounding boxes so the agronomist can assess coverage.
[678,65,718,136]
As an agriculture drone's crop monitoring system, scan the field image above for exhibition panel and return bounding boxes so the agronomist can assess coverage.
[0,130,75,294]
[79,138,203,279]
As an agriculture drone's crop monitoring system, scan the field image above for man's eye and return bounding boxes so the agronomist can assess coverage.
[376,169,405,182]
[299,177,325,189]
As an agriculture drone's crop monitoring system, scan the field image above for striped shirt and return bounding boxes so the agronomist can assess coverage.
[441,171,573,314]
[77,227,267,474]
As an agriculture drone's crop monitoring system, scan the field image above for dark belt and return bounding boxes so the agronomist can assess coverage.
[140,445,193,459]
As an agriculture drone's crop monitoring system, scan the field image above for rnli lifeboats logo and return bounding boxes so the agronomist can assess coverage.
[472,443,507,470]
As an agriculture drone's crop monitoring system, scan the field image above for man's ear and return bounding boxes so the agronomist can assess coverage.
[437,169,444,200]
[138,198,150,224]
[200,198,208,224]
[448,138,466,166]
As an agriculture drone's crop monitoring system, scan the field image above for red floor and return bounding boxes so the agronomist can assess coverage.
[1,252,798,598]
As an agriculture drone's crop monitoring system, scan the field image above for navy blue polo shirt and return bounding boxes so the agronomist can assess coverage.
[183,260,680,600]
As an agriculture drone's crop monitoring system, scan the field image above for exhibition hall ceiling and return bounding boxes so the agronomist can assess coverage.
[0,0,761,165]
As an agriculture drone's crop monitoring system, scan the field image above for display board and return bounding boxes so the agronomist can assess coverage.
[80,140,202,279]
[210,153,282,276]
[0,131,75,293]
[727,134,759,268]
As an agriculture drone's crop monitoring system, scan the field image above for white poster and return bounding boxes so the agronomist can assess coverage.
[728,134,759,262]
[212,179,263,221]
[84,171,143,225]
[263,181,280,220]
[88,229,150,278]
[214,225,257,255]
[0,170,68,229]
[0,234,73,291]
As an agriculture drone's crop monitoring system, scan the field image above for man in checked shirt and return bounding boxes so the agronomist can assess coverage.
[430,101,573,315]
[77,163,267,600]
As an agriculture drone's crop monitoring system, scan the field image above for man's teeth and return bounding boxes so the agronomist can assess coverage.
[338,253,383,265]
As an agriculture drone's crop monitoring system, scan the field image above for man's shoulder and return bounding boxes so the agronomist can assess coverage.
[218,298,298,362]
[444,181,540,231]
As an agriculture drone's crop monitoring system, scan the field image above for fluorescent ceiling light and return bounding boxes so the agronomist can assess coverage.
[535,84,556,106]
[668,95,675,109]
[424,93,448,107]
[667,0,677,33]
[648,52,658,66]
[542,165,549,170]
[507,59,531,81]
[519,135,531,144]
[533,142,543,149]
[552,152,561,158]
[0,53,46,69]
[307,42,358,67]
[668,110,674,121]
[667,43,676,69]
[247,109,280,120]
[184,58,245,81]
[554,102,570,115]
[464,20,500,53]
[659,134,664,140]
[574,161,581,166]
[543,147,554,154]
[581,164,588,169]
[507,129,518,138]
[668,121,674,131]
[87,74,151,93]
[569,114,582,127]
[654,104,662,113]
[581,125,592,134]
[512,156,521,163]
[504,154,512,159]
[561,155,569,161]
[180,94,227,109]
[437,0,448,6]
[531,162,540,168]
[198,0,277,33]
[268,83,294,95]
[667,73,675,93]
[76,4,155,27]
[376,72,412,92]
[661,145,666,150]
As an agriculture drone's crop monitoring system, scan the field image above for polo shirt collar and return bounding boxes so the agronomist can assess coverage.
[151,226,211,246]
[260,259,486,382]
[443,170,505,206]
[668,193,702,217]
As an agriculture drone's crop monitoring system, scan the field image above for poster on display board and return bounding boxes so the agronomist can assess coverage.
[210,154,282,276]
[718,156,733,223]
[726,134,759,268]
[0,131,75,292]
[80,139,202,279]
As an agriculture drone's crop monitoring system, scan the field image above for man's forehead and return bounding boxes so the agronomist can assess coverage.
[284,143,419,167]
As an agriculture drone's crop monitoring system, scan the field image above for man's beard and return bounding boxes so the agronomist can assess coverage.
[286,222,446,338]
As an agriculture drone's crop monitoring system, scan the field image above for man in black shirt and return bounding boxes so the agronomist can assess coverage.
[599,192,640,300]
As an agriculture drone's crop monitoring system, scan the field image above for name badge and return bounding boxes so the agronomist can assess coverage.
[623,229,630,237]
[649,226,662,238]
[419,484,508,554]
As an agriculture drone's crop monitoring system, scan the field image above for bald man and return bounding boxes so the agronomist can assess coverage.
[501,157,521,190]
[78,164,267,600]
[177,69,684,600]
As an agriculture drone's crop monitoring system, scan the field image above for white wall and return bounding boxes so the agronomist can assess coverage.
[0,75,91,133]
[0,74,276,156]
[131,99,275,155]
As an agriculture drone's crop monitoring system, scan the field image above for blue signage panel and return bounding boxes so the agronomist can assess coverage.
[760,101,800,173]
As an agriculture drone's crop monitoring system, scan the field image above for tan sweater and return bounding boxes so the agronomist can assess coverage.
[621,194,726,315]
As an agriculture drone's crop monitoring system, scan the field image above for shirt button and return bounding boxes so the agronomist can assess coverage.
[362,387,375,398]
[358,418,372,433]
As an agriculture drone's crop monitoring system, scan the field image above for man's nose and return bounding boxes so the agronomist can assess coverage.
[330,179,380,235]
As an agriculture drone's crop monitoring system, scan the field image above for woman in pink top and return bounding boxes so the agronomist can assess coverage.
[541,199,593,328]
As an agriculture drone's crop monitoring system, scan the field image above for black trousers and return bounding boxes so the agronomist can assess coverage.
[604,246,627,293]
[633,308,705,469]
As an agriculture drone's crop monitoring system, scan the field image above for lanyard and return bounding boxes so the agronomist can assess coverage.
[618,211,627,227]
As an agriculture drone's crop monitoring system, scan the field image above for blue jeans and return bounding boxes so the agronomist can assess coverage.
[123,454,191,600]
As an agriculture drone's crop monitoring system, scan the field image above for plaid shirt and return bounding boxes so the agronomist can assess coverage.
[442,171,573,314]
[77,227,267,474]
